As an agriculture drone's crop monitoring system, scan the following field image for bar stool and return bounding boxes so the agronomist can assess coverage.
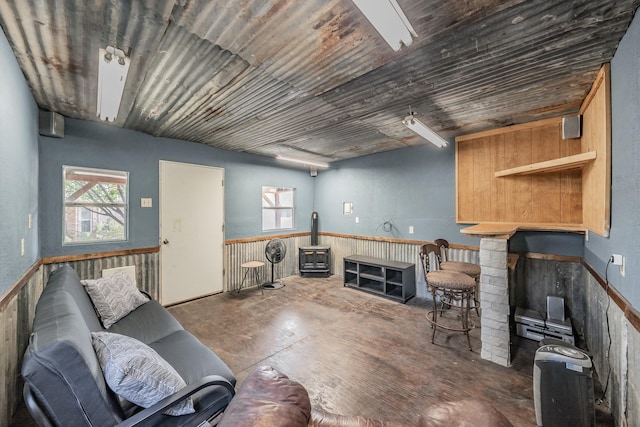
[420,244,476,351]
[435,238,481,315]
[238,260,265,294]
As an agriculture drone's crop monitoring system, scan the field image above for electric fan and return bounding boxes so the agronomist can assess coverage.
[264,239,287,289]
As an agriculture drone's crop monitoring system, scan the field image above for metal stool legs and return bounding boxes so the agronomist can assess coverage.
[238,261,265,295]
[420,244,476,351]
[426,287,474,351]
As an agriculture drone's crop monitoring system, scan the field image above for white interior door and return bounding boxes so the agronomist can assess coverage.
[160,161,224,305]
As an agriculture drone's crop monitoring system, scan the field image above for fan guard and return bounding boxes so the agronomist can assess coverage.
[264,239,286,289]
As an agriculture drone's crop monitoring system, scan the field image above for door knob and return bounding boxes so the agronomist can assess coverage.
[162,239,169,245]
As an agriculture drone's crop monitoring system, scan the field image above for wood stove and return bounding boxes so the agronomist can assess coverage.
[299,211,330,277]
[299,245,331,277]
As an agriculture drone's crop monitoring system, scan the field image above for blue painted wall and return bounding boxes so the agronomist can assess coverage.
[39,118,314,257]
[585,11,640,309]
[0,27,39,295]
[509,232,584,257]
[314,143,479,245]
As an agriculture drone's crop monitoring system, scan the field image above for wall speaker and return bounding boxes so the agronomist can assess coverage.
[39,110,64,138]
[562,115,581,139]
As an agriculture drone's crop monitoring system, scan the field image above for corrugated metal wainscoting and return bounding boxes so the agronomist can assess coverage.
[44,252,160,300]
[225,235,312,292]
[225,234,480,299]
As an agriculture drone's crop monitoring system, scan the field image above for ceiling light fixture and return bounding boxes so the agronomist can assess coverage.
[276,155,329,169]
[403,113,448,148]
[97,46,130,122]
[352,0,417,51]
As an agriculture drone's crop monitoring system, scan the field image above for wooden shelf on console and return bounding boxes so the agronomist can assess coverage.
[494,151,596,178]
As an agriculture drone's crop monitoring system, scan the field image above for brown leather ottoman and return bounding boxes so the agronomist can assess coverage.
[218,366,312,427]
[217,366,512,427]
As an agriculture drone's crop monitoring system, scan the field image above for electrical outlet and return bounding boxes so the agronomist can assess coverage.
[611,254,625,277]
[355,217,359,223]
[141,198,153,208]
[28,213,32,229]
[21,239,25,257]
[409,226,414,234]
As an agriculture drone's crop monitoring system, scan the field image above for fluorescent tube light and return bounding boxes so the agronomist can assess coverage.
[403,114,448,148]
[352,0,417,51]
[97,46,130,122]
[276,155,329,169]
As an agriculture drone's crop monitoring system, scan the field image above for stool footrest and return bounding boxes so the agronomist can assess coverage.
[426,311,475,333]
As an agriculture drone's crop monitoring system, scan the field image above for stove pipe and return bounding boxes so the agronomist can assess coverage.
[311,212,318,246]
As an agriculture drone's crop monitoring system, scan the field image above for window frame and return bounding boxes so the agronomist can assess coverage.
[261,186,295,231]
[62,166,129,245]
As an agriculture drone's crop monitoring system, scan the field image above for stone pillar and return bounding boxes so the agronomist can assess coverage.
[479,237,510,367]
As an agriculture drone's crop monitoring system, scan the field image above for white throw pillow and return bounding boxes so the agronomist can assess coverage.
[92,331,195,416]
[82,271,148,328]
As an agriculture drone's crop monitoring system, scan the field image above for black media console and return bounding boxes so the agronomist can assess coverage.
[343,255,415,303]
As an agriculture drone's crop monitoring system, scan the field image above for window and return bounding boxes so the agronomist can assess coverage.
[262,186,295,231]
[63,166,128,244]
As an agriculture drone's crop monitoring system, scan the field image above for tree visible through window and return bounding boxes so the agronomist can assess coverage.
[262,186,294,231]
[63,166,128,243]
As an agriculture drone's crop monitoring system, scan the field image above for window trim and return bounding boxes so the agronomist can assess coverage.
[261,186,295,231]
[62,165,129,245]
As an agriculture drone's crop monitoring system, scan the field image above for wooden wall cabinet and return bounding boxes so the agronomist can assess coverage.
[456,65,611,237]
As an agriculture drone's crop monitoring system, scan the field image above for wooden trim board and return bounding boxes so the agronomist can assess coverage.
[0,260,42,311]
[42,246,160,264]
[225,232,310,245]
[580,63,611,237]
[582,259,640,332]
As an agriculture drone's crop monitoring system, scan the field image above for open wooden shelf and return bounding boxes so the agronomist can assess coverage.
[494,151,597,177]
[456,65,610,237]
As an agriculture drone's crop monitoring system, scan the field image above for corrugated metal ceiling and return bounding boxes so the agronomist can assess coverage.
[0,0,638,164]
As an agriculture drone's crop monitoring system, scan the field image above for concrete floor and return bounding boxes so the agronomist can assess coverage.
[168,274,613,426]
[11,274,614,426]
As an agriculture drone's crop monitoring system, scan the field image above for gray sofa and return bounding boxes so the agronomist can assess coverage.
[21,265,236,427]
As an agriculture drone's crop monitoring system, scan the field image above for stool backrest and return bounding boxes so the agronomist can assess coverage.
[419,244,441,277]
[434,238,449,262]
